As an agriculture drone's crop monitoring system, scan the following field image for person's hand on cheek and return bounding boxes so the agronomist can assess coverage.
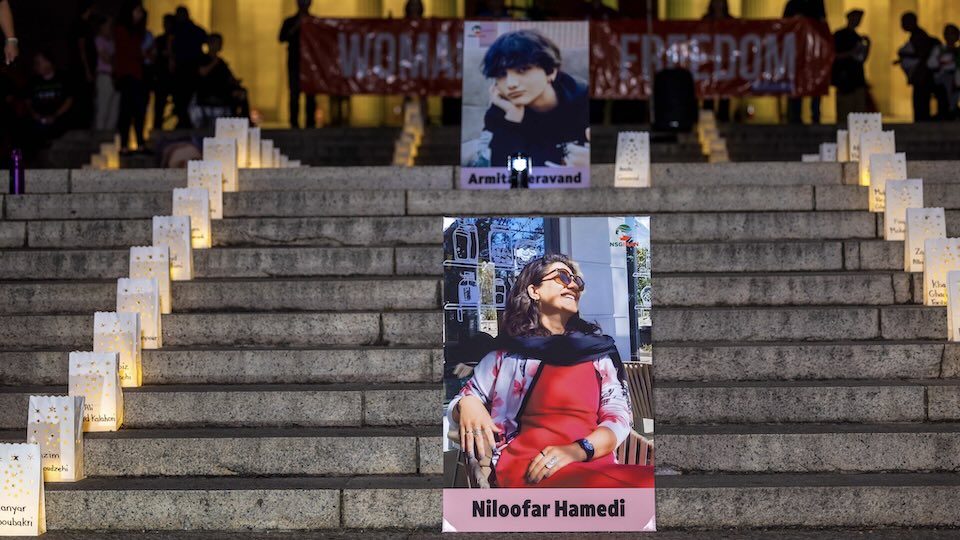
[489,82,524,123]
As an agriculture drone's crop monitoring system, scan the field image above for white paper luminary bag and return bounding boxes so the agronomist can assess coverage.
[923,238,960,306]
[202,137,238,192]
[858,130,895,187]
[172,188,212,249]
[614,131,650,188]
[26,395,84,482]
[846,112,881,163]
[117,278,161,350]
[187,160,224,219]
[214,117,249,169]
[279,154,288,168]
[153,215,193,281]
[261,140,275,168]
[129,246,171,315]
[867,152,906,212]
[93,311,141,388]
[0,443,45,536]
[247,127,261,168]
[905,208,946,273]
[836,129,848,162]
[883,179,923,241]
[68,351,123,432]
[949,271,960,342]
[273,148,281,168]
[819,143,837,162]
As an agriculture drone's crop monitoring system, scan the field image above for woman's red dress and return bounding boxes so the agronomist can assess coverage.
[493,362,654,488]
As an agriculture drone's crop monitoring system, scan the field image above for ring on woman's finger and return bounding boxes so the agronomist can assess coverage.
[538,450,546,456]
[544,457,559,469]
[472,429,482,434]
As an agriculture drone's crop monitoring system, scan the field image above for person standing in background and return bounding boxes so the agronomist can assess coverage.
[114,1,149,153]
[94,15,120,130]
[71,1,98,128]
[783,0,826,124]
[279,0,318,128]
[832,9,870,124]
[152,14,175,130]
[1,0,17,65]
[170,6,207,129]
[896,12,939,122]
[933,24,958,120]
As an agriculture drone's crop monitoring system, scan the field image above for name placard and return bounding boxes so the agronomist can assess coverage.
[905,208,946,273]
[867,152,906,213]
[26,395,85,482]
[614,131,650,188]
[153,216,193,281]
[130,246,171,315]
[858,130,895,187]
[93,311,141,388]
[883,179,923,241]
[202,137,238,192]
[68,351,123,432]
[846,112,881,163]
[173,188,212,249]
[117,278,161,350]
[922,238,960,306]
[819,142,837,162]
[187,160,224,220]
[0,443,45,536]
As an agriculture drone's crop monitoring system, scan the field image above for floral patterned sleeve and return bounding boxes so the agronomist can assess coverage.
[595,356,633,445]
[446,350,501,427]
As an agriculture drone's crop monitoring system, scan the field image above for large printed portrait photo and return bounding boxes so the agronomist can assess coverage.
[460,22,590,189]
[441,217,654,532]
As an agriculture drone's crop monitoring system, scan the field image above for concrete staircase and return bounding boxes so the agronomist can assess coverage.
[1,161,959,532]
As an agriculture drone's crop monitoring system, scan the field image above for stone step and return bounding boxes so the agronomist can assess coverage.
[68,166,454,192]
[24,216,441,249]
[653,305,944,342]
[13,211,896,250]
[655,379,958,424]
[4,191,406,220]
[19,528,960,539]
[816,185,960,211]
[0,347,441,386]
[0,278,440,314]
[42,476,441,530]
[657,473,960,528]
[655,272,921,306]
[0,311,439,349]
[658,423,960,474]
[0,426,438,477]
[838,160,960,185]
[34,474,960,530]
[0,246,402,280]
[655,341,956,382]
[406,186,816,214]
[0,383,439,429]
[654,240,900,273]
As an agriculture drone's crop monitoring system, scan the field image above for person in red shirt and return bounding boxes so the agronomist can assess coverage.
[114,0,150,152]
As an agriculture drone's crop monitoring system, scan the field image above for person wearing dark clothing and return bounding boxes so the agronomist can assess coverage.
[69,1,98,128]
[196,34,248,121]
[784,0,826,124]
[832,9,869,123]
[152,15,175,130]
[171,6,207,129]
[114,2,149,151]
[279,0,318,128]
[28,51,75,144]
[896,12,940,122]
[480,30,589,167]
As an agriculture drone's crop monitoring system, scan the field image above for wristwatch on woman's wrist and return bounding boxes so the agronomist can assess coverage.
[575,438,594,462]
[5,37,17,44]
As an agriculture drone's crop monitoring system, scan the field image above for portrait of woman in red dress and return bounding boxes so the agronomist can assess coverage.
[448,253,654,488]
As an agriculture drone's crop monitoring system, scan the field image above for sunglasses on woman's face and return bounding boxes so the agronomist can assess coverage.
[539,268,585,291]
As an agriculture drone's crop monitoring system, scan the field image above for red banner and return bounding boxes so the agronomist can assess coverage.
[300,18,834,98]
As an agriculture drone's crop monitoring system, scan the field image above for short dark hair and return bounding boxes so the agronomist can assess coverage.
[208,33,223,44]
[482,29,561,79]
[502,253,601,338]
